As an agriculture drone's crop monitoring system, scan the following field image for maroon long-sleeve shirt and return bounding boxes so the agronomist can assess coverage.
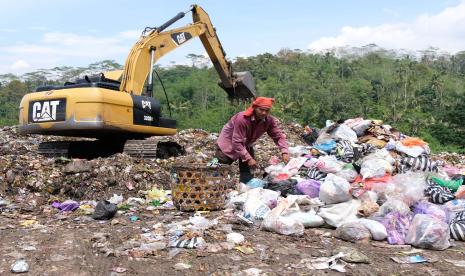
[217,111,289,162]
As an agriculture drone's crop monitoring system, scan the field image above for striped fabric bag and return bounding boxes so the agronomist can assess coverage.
[424,179,455,204]
[398,155,440,174]
[335,140,355,163]
[450,211,465,241]
[301,167,327,181]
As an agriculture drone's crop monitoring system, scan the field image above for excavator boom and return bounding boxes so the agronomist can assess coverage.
[120,5,256,100]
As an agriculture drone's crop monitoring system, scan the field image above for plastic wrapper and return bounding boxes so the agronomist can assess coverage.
[335,222,372,243]
[296,179,321,198]
[405,214,451,250]
[382,211,413,245]
[358,218,388,240]
[413,201,449,223]
[262,198,304,236]
[318,199,361,227]
[319,174,351,204]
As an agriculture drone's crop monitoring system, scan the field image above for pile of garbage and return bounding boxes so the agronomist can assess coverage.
[1,117,465,256]
[226,118,465,251]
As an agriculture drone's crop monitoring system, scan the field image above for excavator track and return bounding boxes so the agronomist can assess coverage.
[37,139,184,159]
[123,140,185,159]
[123,140,158,159]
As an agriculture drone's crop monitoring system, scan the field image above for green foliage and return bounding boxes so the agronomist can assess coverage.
[1,49,464,152]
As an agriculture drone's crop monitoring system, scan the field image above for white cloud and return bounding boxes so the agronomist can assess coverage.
[309,0,465,53]
[0,31,139,74]
[11,60,31,70]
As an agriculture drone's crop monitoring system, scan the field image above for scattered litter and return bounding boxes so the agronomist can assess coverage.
[11,259,29,273]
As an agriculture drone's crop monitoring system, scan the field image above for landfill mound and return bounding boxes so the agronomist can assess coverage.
[1,119,465,274]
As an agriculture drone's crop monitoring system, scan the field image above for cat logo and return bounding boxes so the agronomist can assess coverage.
[29,99,66,123]
[141,100,151,110]
[171,32,192,45]
[32,100,60,121]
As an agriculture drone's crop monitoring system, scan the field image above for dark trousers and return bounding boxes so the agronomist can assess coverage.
[215,146,255,184]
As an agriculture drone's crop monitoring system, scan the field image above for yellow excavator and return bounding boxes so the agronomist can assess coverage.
[18,5,256,158]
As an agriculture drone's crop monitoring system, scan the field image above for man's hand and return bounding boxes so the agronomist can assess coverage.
[247,159,258,169]
[282,153,290,163]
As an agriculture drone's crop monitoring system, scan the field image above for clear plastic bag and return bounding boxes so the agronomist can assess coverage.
[262,198,304,236]
[318,199,361,227]
[405,214,450,250]
[335,222,371,243]
[319,173,351,204]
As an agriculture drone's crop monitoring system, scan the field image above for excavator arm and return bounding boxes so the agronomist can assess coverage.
[119,4,256,100]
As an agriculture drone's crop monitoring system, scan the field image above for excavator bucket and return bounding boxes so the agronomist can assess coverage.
[219,71,257,100]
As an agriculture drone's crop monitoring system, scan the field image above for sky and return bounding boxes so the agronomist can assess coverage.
[0,0,464,75]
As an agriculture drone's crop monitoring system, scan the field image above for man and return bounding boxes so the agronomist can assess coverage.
[216,97,290,183]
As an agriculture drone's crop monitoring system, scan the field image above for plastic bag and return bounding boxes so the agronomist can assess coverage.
[313,140,337,153]
[282,157,308,176]
[395,142,425,158]
[371,198,411,221]
[413,201,449,223]
[92,200,117,220]
[360,154,394,179]
[315,155,344,174]
[382,211,412,245]
[358,218,387,241]
[288,146,310,157]
[430,176,463,192]
[405,214,450,250]
[264,163,286,176]
[444,199,465,214]
[390,172,427,206]
[262,199,304,236]
[335,222,371,243]
[318,200,361,227]
[335,164,358,182]
[285,209,325,228]
[246,178,267,189]
[296,179,321,198]
[319,174,351,204]
[450,211,465,241]
[344,118,372,136]
[331,124,358,143]
[264,178,298,197]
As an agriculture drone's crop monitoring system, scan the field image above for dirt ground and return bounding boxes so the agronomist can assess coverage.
[1,200,465,276]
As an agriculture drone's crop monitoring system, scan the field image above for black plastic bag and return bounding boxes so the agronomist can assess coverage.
[92,200,117,220]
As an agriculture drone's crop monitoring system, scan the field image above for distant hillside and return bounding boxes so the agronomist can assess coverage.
[0,60,122,86]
